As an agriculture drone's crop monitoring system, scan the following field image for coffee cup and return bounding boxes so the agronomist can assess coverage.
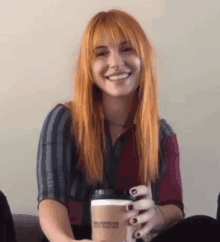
[90,189,138,242]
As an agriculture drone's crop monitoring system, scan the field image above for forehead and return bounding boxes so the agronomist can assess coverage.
[92,28,129,49]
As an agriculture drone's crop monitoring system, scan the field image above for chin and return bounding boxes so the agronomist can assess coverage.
[106,91,134,98]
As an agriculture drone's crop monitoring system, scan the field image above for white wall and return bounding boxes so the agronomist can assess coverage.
[0,0,219,218]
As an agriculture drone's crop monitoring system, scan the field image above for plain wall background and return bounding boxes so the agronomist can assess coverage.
[0,0,219,218]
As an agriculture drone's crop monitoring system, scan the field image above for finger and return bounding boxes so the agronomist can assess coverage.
[126,198,154,212]
[129,185,147,196]
[129,207,155,225]
[129,184,152,198]
[133,218,154,239]
[135,198,155,211]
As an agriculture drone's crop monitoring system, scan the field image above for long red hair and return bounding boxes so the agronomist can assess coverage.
[66,8,159,186]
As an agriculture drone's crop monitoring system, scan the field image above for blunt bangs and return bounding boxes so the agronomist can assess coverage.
[90,12,139,57]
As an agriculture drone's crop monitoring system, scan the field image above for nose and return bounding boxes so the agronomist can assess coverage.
[108,50,125,68]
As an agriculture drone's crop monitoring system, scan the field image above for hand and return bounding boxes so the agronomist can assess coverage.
[125,185,160,240]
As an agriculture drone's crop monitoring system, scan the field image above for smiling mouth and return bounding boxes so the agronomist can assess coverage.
[105,72,132,81]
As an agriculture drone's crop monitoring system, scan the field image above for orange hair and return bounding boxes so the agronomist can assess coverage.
[66,8,159,186]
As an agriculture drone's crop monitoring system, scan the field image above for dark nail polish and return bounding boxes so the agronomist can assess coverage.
[128,204,133,210]
[133,218,137,224]
[136,232,141,238]
[131,189,137,194]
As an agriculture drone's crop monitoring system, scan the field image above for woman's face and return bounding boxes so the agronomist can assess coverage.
[92,38,141,98]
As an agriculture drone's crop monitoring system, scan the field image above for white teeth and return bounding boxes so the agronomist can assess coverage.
[108,73,129,81]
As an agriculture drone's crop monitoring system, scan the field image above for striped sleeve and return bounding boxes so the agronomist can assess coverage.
[36,104,73,208]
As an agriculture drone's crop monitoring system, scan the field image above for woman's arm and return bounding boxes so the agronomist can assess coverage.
[37,105,77,242]
[37,105,93,242]
[39,199,76,242]
[152,204,183,233]
[159,134,184,215]
[153,133,184,232]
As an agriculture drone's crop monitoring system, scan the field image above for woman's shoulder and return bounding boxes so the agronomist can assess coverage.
[49,102,71,113]
[41,102,72,133]
[159,118,176,140]
[45,102,71,118]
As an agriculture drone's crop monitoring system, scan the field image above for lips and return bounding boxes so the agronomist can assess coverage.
[105,72,132,80]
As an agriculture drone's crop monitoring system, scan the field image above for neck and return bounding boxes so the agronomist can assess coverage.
[102,91,138,126]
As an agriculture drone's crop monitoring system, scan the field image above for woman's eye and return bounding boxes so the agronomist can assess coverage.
[96,52,107,57]
[95,47,133,57]
[121,47,133,52]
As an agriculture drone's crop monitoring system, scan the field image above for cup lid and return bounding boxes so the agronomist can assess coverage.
[91,189,134,201]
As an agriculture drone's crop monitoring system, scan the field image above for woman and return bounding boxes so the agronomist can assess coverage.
[37,8,184,242]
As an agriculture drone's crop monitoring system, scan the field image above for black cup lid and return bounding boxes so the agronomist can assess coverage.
[91,189,134,201]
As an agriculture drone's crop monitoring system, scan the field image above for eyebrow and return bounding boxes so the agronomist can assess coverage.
[95,41,129,50]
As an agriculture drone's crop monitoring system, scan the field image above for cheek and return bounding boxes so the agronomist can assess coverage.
[128,56,141,72]
[134,58,141,71]
[93,61,104,77]
[93,62,98,73]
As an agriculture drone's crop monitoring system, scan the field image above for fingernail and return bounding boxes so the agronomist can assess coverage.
[128,204,133,210]
[136,232,141,238]
[131,189,137,194]
[132,218,137,224]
